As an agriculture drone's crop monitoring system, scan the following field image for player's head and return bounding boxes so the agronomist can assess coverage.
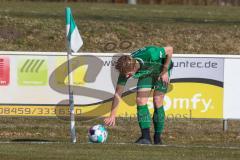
[115,55,137,77]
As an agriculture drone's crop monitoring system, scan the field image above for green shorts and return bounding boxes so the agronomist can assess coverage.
[137,70,171,93]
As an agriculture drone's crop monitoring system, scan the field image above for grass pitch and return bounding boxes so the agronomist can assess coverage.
[1,143,240,160]
[0,117,240,159]
[0,2,240,54]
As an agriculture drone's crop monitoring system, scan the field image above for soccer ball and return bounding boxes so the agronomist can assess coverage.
[88,124,108,143]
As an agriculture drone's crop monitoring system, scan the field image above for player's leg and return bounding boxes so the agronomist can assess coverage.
[135,77,153,144]
[152,70,171,144]
[152,90,165,145]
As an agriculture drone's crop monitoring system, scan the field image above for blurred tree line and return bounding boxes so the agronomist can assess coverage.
[7,0,240,5]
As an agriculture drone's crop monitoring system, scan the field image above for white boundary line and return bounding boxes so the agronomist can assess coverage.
[0,141,240,150]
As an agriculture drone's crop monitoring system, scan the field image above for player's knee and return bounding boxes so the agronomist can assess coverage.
[136,97,148,106]
[153,95,164,107]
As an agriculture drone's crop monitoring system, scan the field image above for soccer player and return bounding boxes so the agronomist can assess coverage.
[104,46,173,145]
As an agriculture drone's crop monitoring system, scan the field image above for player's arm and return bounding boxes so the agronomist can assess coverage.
[161,46,173,75]
[159,47,173,84]
[109,84,124,117]
[104,84,124,126]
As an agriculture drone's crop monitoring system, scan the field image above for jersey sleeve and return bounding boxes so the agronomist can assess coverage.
[117,74,128,86]
[149,47,167,61]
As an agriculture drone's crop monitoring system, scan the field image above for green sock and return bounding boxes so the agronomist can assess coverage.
[153,106,165,134]
[137,105,151,129]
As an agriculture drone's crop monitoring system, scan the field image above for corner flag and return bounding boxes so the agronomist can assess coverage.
[65,7,83,143]
[65,7,83,53]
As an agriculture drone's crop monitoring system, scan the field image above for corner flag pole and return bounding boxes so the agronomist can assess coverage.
[67,46,76,143]
[65,7,83,143]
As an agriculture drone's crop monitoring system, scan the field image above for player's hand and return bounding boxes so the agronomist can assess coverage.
[104,115,116,126]
[159,72,169,86]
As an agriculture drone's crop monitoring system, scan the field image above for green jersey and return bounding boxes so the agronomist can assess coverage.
[117,46,173,86]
